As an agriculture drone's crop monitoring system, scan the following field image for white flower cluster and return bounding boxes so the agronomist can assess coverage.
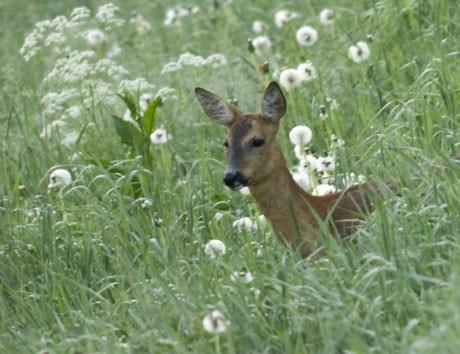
[279,61,317,90]
[161,52,227,74]
[274,10,301,28]
[164,5,200,26]
[288,126,362,196]
[20,4,174,147]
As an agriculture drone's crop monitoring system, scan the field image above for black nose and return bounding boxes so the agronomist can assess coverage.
[223,171,245,188]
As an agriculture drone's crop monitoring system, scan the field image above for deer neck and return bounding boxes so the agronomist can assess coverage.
[248,145,323,254]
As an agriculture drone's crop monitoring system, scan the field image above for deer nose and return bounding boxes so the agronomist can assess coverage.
[223,171,245,189]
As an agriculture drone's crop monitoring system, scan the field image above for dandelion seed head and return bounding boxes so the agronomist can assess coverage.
[233,217,257,232]
[48,168,72,191]
[319,9,335,26]
[231,271,254,284]
[297,61,317,81]
[202,310,228,334]
[289,125,312,145]
[150,128,171,145]
[296,26,318,46]
[348,41,371,63]
[251,36,272,56]
[279,68,301,90]
[292,171,310,191]
[275,10,300,28]
[312,183,336,196]
[204,239,226,259]
[252,20,266,33]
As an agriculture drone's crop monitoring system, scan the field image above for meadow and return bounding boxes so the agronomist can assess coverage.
[1,0,460,353]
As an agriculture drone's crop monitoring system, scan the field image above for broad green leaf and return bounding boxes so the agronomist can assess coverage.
[116,92,138,119]
[142,97,162,136]
[111,114,143,149]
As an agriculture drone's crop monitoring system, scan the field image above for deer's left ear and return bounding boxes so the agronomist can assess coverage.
[260,81,286,123]
[195,87,239,127]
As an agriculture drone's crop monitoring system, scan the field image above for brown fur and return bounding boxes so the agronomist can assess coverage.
[195,82,395,257]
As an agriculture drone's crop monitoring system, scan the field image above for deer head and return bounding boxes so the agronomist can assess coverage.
[195,82,287,190]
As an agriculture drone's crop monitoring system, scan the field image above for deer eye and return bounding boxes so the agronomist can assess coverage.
[251,138,265,148]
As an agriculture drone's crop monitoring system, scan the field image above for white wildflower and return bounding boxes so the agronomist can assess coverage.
[202,310,228,334]
[85,29,106,47]
[319,9,335,26]
[292,171,310,191]
[96,3,125,28]
[155,87,177,101]
[251,36,272,56]
[139,93,155,112]
[312,184,336,196]
[214,212,224,221]
[130,13,152,34]
[233,217,257,232]
[294,145,311,160]
[161,62,182,74]
[317,155,336,172]
[150,128,171,145]
[348,41,371,63]
[48,168,72,191]
[118,78,156,95]
[140,198,153,209]
[61,131,79,146]
[257,214,267,226]
[252,20,266,33]
[107,43,122,58]
[204,239,226,259]
[289,125,312,145]
[300,153,320,172]
[296,26,318,46]
[331,134,345,149]
[178,52,205,66]
[65,105,81,119]
[239,187,251,196]
[275,10,300,28]
[44,32,65,47]
[297,61,317,81]
[279,68,301,90]
[203,54,227,68]
[70,6,91,24]
[40,120,67,138]
[231,271,254,284]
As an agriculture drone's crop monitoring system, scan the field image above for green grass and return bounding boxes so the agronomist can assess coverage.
[1,0,460,353]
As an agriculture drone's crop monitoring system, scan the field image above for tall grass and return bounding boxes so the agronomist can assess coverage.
[1,0,460,353]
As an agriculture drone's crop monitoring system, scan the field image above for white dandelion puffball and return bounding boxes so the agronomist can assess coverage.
[319,9,335,26]
[48,169,72,191]
[85,29,106,47]
[251,36,272,56]
[313,184,336,196]
[275,10,300,28]
[233,217,257,232]
[202,310,228,334]
[150,128,171,145]
[318,155,336,172]
[297,61,317,82]
[289,125,312,145]
[252,20,266,33]
[348,41,371,63]
[204,239,226,259]
[279,68,301,90]
[296,26,318,46]
[292,171,310,191]
[231,271,254,284]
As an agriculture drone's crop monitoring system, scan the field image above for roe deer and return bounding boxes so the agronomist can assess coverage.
[195,82,395,257]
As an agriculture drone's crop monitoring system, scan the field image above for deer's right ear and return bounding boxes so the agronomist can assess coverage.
[195,87,238,127]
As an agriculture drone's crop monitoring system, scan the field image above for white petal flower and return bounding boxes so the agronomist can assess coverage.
[279,69,301,90]
[233,217,257,232]
[312,184,336,196]
[85,29,106,47]
[204,239,226,259]
[297,61,317,81]
[239,186,251,196]
[231,271,254,284]
[319,9,335,26]
[296,26,318,46]
[275,10,300,28]
[202,310,228,334]
[150,128,171,145]
[289,125,312,145]
[292,171,310,191]
[252,20,266,33]
[48,169,72,191]
[251,36,272,56]
[214,212,224,221]
[348,41,371,63]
